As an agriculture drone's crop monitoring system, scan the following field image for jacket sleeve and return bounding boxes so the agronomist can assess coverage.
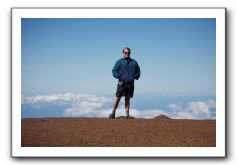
[112,60,120,79]
[134,62,141,80]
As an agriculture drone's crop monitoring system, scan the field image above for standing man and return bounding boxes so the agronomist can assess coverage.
[109,47,141,119]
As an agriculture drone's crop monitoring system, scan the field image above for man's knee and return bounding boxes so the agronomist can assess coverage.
[125,96,130,99]
[125,96,130,103]
[116,96,122,101]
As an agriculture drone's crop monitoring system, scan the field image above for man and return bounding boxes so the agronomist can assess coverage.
[109,47,141,119]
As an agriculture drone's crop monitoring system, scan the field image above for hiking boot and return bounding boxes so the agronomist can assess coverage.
[109,114,115,119]
[126,115,135,119]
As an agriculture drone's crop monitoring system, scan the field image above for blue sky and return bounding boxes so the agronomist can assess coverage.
[22,18,216,96]
[21,18,216,119]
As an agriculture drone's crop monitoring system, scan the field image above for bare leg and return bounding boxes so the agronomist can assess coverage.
[125,96,130,116]
[111,96,122,116]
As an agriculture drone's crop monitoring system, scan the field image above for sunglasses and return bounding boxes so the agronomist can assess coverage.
[124,52,130,54]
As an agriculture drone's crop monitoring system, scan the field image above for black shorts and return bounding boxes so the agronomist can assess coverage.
[116,83,134,98]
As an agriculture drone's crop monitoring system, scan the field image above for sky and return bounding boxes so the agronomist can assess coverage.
[21,18,216,119]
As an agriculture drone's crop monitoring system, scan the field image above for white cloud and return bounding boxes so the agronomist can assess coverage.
[22,93,112,116]
[168,100,216,119]
[22,93,216,119]
[64,100,107,117]
[131,108,170,119]
[188,101,210,116]
[22,93,111,104]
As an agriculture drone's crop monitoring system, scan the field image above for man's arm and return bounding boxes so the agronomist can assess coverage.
[134,62,141,80]
[112,60,120,79]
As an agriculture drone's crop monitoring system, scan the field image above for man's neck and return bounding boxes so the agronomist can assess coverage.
[124,57,131,60]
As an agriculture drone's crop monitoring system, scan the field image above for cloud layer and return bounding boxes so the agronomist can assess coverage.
[22,93,216,119]
[168,100,216,119]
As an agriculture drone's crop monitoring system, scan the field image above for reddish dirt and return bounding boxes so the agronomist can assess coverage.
[21,115,216,147]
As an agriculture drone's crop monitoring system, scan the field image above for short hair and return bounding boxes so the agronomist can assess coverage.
[123,47,131,53]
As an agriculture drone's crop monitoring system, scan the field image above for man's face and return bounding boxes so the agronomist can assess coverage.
[123,49,130,58]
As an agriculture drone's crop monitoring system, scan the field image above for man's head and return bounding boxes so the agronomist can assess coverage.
[123,47,131,58]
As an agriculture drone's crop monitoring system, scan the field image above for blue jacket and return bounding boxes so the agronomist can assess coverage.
[112,57,140,84]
